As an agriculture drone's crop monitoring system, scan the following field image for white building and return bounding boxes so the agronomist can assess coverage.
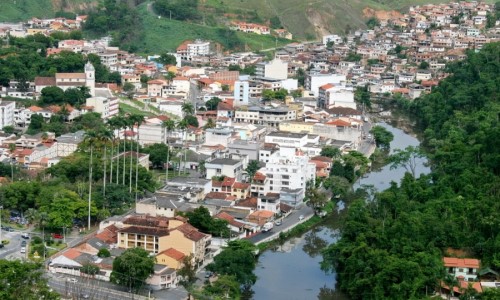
[205,127,233,148]
[264,131,319,149]
[205,158,244,181]
[177,40,210,61]
[255,58,288,80]
[322,34,343,45]
[85,96,119,119]
[233,80,249,107]
[158,100,184,118]
[257,193,280,213]
[262,147,315,201]
[0,100,15,129]
[137,117,167,146]
[317,83,356,109]
[305,73,346,97]
[234,106,297,127]
[443,257,479,282]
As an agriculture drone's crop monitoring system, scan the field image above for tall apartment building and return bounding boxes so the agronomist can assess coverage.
[255,58,288,80]
[305,72,346,97]
[0,100,15,129]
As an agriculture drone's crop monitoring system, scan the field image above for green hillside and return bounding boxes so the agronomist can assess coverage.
[0,0,95,22]
[136,3,290,53]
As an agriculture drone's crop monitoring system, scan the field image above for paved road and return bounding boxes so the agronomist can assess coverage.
[48,274,150,300]
[248,205,314,244]
[0,228,30,260]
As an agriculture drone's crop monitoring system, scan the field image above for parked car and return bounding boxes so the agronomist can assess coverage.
[0,243,4,248]
[21,240,27,247]
[275,220,282,226]
[67,278,78,283]
[299,215,304,221]
[20,247,26,253]
[21,233,30,239]
[51,233,63,239]
[205,271,213,278]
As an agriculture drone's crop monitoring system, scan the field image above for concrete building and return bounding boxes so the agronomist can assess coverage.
[233,80,249,106]
[34,62,96,97]
[227,140,260,161]
[305,73,346,97]
[317,83,356,109]
[85,96,119,119]
[205,158,244,181]
[443,257,480,282]
[255,58,288,80]
[205,127,233,148]
[137,117,166,145]
[262,147,315,202]
[0,100,15,129]
[234,106,297,127]
[264,131,319,149]
[176,40,210,61]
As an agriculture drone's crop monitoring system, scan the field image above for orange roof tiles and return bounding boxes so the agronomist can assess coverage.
[443,257,480,269]
[159,248,185,261]
[62,248,82,260]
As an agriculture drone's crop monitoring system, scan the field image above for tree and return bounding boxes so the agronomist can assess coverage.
[81,263,100,277]
[245,160,260,182]
[40,86,65,104]
[389,146,425,178]
[206,240,257,285]
[186,206,213,233]
[0,260,59,300]
[203,118,215,129]
[97,248,111,258]
[206,97,222,110]
[157,53,177,66]
[370,125,394,150]
[320,146,341,159]
[110,248,155,291]
[164,71,176,82]
[122,82,135,98]
[143,143,169,168]
[177,254,196,288]
[3,126,14,134]
[366,17,380,29]
[185,115,199,127]
[307,187,329,212]
[203,275,241,299]
[181,102,195,116]
[27,114,45,135]
[419,61,430,70]
[162,119,176,182]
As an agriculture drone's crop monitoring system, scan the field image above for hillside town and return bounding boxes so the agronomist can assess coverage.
[0,1,499,299]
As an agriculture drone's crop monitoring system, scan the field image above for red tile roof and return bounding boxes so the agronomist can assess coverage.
[62,248,82,260]
[175,223,208,242]
[443,257,480,269]
[159,248,185,261]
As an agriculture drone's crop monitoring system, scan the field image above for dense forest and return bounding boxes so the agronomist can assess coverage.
[321,43,500,299]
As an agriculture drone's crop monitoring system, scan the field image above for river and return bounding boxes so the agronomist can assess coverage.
[251,122,430,300]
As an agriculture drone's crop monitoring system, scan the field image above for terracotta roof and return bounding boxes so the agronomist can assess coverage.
[326,119,352,127]
[236,197,257,208]
[327,107,362,116]
[159,248,185,261]
[253,172,266,181]
[311,160,328,168]
[56,73,85,79]
[443,257,480,269]
[173,76,189,81]
[233,182,249,189]
[310,156,333,163]
[148,79,166,85]
[28,106,44,112]
[215,212,245,228]
[205,191,231,200]
[175,223,208,242]
[319,83,335,90]
[118,225,170,237]
[124,215,170,228]
[217,101,233,111]
[35,77,56,86]
[62,248,82,260]
[95,224,118,244]
[221,177,235,187]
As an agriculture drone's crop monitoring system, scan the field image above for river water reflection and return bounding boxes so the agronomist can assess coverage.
[252,122,430,300]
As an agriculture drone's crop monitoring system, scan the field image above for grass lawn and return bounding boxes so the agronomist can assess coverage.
[119,102,155,117]
[136,2,291,54]
[0,0,93,22]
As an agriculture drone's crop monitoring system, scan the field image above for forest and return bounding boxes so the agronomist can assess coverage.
[321,43,500,299]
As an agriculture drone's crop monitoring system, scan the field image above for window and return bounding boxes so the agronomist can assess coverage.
[459,268,463,272]
[283,181,289,186]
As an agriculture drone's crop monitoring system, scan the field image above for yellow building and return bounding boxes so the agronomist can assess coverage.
[160,223,211,265]
[279,121,315,134]
[156,248,185,269]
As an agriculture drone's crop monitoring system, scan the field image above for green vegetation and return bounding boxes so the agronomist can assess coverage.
[370,125,394,149]
[111,247,155,291]
[186,206,230,238]
[119,102,154,117]
[321,43,500,299]
[0,0,93,22]
[0,260,59,300]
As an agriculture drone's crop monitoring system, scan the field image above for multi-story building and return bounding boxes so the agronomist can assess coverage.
[176,40,210,61]
[0,100,15,129]
[137,117,167,145]
[234,106,297,127]
[317,83,356,109]
[205,158,244,181]
[262,147,315,201]
[85,96,119,119]
[305,73,346,97]
[233,80,249,106]
[264,131,319,149]
[255,58,288,80]
[205,127,233,147]
[443,257,480,282]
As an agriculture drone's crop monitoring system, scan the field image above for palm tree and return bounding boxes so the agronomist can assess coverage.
[203,118,215,129]
[84,129,99,231]
[181,101,195,117]
[177,119,189,176]
[122,117,133,186]
[130,114,145,201]
[162,119,176,183]
[98,127,113,197]
[107,116,123,185]
[25,208,38,228]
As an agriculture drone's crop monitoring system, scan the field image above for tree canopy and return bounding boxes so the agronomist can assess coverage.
[110,247,155,290]
[321,42,500,300]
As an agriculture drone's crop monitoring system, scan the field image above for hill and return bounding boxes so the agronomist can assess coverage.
[0,0,96,22]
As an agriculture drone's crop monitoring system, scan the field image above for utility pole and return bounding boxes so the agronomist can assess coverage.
[0,206,3,245]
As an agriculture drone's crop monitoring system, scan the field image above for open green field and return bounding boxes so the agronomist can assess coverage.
[0,0,95,22]
[136,3,290,53]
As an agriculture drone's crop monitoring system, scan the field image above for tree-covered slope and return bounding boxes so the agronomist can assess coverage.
[321,43,500,299]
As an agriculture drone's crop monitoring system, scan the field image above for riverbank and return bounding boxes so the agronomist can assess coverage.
[252,121,428,300]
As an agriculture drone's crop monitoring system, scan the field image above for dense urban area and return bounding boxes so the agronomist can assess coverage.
[0,1,499,299]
